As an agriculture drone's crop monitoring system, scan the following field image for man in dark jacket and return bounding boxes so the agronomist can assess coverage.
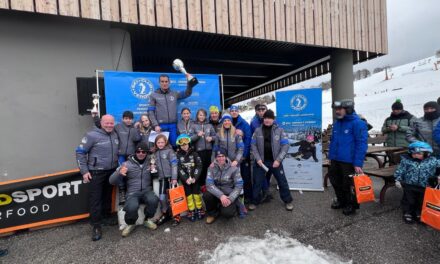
[381,100,414,147]
[407,101,440,156]
[109,142,159,237]
[249,110,294,211]
[148,74,198,147]
[250,104,267,135]
[230,105,253,203]
[328,100,368,215]
[76,115,119,241]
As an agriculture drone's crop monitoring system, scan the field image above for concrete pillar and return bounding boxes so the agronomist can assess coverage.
[330,49,354,102]
[110,28,133,71]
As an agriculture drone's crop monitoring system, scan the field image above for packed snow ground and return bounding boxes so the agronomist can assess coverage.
[200,231,350,264]
[240,56,440,132]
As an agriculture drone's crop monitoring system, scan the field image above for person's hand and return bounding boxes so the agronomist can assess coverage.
[83,172,92,183]
[209,162,215,168]
[273,160,280,168]
[395,181,402,189]
[231,160,238,167]
[354,166,364,174]
[235,129,243,137]
[206,136,213,142]
[171,179,178,186]
[257,160,264,167]
[119,163,128,176]
[389,124,398,131]
[91,112,98,117]
[186,178,193,185]
[220,195,231,207]
[155,126,161,133]
[134,122,141,129]
[198,131,204,137]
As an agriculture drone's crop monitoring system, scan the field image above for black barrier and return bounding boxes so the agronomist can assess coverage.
[0,170,90,233]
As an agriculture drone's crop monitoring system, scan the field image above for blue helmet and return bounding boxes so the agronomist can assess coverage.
[176,134,191,146]
[408,141,433,154]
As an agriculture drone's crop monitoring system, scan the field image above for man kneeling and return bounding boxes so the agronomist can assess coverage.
[110,142,159,237]
[204,148,243,224]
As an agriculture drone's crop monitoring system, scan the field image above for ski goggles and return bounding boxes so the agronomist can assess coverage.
[176,137,191,145]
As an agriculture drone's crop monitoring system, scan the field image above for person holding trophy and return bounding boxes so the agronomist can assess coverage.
[148,59,198,147]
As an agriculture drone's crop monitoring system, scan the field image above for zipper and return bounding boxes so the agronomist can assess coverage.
[158,150,165,178]
[140,162,143,190]
[226,130,229,157]
[202,123,207,150]
[164,93,170,123]
[109,133,114,168]
[125,126,131,155]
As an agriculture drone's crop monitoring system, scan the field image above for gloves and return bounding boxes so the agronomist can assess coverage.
[395,181,402,189]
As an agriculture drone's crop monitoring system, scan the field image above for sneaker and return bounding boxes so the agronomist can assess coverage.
[121,225,135,237]
[285,202,294,211]
[342,205,356,216]
[206,216,216,224]
[172,215,181,226]
[403,213,415,224]
[144,219,158,230]
[156,213,170,226]
[92,225,102,241]
[248,204,257,211]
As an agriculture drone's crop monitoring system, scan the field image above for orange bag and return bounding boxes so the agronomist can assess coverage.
[421,186,440,230]
[353,174,375,203]
[168,185,188,216]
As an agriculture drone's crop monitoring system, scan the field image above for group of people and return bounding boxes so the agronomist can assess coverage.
[328,97,440,223]
[76,74,293,241]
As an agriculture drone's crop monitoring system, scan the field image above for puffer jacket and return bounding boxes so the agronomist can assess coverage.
[212,129,244,162]
[153,145,178,180]
[177,119,194,135]
[251,124,289,162]
[206,158,243,202]
[148,81,196,127]
[177,148,203,182]
[115,123,142,156]
[328,112,368,167]
[394,154,440,187]
[407,117,440,155]
[233,115,252,158]
[434,121,440,151]
[190,121,216,151]
[109,155,153,194]
[75,127,119,175]
[381,111,414,147]
[139,126,154,151]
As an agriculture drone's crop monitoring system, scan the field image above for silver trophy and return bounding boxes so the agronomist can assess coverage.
[150,155,158,173]
[173,59,196,82]
[91,94,100,115]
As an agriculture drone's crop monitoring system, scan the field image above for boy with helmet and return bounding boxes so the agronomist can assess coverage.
[176,134,204,222]
[394,141,440,224]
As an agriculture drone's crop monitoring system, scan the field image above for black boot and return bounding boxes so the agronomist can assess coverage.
[156,213,171,226]
[403,213,415,224]
[331,200,344,209]
[342,205,356,216]
[92,225,102,241]
[118,188,126,206]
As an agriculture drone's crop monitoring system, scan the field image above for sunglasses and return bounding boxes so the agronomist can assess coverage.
[136,150,147,154]
[177,138,191,145]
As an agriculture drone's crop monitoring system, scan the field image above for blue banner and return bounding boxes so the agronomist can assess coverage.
[103,71,221,123]
[276,88,323,191]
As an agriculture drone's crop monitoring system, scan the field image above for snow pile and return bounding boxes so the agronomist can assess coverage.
[239,56,440,132]
[200,232,350,264]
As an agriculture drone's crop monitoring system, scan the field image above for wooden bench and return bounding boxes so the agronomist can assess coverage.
[363,165,398,204]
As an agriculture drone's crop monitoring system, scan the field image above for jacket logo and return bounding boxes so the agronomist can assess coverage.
[161,154,167,159]
[131,78,153,99]
[114,139,119,144]
[275,135,280,140]
[169,96,175,101]
[81,137,88,144]
[344,129,349,134]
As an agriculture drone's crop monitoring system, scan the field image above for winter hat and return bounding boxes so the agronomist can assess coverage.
[123,110,134,119]
[215,148,227,157]
[423,101,439,111]
[209,105,219,113]
[229,105,239,112]
[306,135,315,142]
[263,109,275,119]
[221,113,233,123]
[391,99,403,110]
[136,142,149,152]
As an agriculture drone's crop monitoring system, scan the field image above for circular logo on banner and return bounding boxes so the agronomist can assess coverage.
[290,94,308,111]
[130,78,154,99]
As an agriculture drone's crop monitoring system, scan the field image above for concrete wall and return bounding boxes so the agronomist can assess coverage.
[0,11,132,180]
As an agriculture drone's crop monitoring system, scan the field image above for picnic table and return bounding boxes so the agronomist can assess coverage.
[366,146,404,168]
[363,165,398,204]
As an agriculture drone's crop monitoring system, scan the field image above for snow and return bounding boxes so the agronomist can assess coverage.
[239,56,440,132]
[199,232,350,264]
